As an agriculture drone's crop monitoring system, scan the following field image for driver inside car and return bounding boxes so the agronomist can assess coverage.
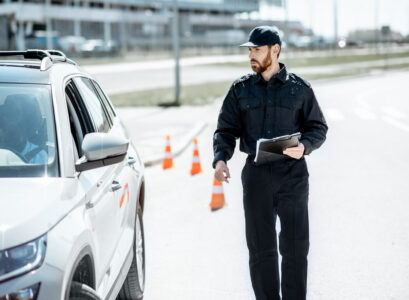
[0,94,47,165]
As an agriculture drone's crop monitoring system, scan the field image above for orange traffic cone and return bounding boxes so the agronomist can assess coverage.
[190,137,203,175]
[162,135,174,169]
[209,178,225,211]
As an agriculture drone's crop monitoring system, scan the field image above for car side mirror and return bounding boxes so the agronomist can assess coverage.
[75,132,129,172]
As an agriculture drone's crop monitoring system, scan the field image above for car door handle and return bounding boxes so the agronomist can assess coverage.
[128,156,136,166]
[111,180,122,192]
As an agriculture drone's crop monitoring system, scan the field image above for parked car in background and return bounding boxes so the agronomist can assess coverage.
[80,39,120,57]
[59,36,87,55]
[0,50,145,300]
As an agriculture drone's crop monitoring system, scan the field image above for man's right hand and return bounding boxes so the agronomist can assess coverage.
[214,160,231,183]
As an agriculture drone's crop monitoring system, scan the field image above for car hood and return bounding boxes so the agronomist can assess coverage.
[0,178,84,250]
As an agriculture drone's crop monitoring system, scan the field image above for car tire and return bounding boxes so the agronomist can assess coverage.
[69,281,101,300]
[117,208,145,300]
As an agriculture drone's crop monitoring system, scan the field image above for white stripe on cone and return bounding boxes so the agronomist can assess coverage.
[212,186,224,194]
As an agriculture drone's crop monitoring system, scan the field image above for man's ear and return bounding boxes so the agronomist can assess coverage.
[273,44,280,55]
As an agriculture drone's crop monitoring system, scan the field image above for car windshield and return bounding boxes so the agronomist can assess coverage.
[0,83,59,177]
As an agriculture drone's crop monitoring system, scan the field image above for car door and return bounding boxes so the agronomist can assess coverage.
[67,77,123,279]
[91,80,140,246]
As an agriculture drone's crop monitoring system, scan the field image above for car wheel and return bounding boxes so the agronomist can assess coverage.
[117,208,145,300]
[69,281,101,300]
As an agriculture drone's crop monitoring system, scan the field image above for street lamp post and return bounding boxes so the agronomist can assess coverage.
[333,0,338,48]
[283,0,290,68]
[374,0,379,53]
[46,0,53,50]
[172,0,181,106]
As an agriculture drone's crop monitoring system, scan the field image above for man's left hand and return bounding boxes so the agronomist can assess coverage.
[283,142,305,159]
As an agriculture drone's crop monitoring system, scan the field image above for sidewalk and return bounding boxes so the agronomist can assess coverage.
[115,102,219,167]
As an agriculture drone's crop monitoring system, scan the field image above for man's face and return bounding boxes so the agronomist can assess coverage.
[248,46,272,73]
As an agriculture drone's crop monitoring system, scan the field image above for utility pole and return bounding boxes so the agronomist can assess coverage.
[172,0,181,106]
[333,0,338,48]
[374,0,379,52]
[74,0,81,38]
[46,0,53,49]
[308,0,314,37]
[283,0,290,68]
[119,9,127,56]
[104,0,111,46]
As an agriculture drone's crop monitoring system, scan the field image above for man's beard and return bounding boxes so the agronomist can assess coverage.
[251,51,272,73]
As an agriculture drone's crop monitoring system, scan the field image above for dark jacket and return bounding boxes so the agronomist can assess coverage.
[213,63,328,168]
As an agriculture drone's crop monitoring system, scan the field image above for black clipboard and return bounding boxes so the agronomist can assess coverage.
[254,132,302,165]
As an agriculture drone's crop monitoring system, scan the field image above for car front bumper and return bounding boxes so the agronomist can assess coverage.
[0,261,64,300]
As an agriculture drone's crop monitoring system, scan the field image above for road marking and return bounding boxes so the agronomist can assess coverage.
[381,106,407,120]
[382,116,409,133]
[352,107,377,120]
[323,108,345,121]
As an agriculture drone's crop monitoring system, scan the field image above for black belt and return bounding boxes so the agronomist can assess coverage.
[246,153,299,165]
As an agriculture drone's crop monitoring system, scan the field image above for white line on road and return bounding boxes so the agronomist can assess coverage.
[382,115,409,133]
[381,106,407,120]
[352,107,377,120]
[323,108,345,121]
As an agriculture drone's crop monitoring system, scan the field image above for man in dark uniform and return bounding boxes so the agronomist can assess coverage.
[212,26,328,300]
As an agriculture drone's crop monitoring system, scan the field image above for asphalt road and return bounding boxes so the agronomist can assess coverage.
[131,70,409,300]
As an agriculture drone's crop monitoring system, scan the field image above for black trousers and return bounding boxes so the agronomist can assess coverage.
[241,156,310,300]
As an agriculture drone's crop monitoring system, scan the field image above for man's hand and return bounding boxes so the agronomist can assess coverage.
[283,142,305,160]
[214,160,231,183]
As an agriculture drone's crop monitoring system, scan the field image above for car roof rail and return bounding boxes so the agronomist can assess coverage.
[46,50,77,66]
[0,49,77,71]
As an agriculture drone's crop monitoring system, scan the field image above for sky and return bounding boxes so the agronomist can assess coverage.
[259,0,409,38]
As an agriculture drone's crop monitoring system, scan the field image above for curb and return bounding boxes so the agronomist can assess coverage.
[143,121,208,167]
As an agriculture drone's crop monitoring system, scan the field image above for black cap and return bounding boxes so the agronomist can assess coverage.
[240,26,281,47]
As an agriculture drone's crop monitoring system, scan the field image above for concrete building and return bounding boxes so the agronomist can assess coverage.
[0,0,309,52]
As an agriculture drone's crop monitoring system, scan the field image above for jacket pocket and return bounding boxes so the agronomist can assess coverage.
[239,97,263,135]
[276,101,296,131]
[239,97,262,110]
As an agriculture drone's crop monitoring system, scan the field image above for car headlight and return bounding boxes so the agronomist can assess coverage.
[0,235,47,283]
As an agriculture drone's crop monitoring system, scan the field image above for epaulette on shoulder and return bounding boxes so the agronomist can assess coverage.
[233,73,253,87]
[289,73,311,88]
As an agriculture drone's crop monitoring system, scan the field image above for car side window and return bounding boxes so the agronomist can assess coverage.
[92,80,117,121]
[65,80,93,157]
[73,77,111,133]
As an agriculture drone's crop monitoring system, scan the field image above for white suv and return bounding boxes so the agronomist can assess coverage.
[0,50,145,300]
